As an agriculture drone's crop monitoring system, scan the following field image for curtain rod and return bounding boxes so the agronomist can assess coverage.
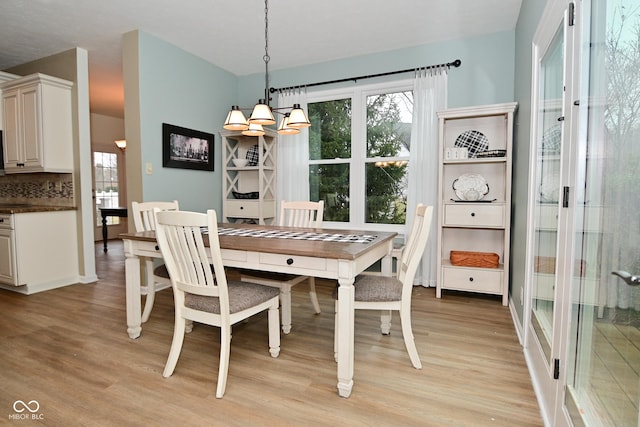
[269,59,461,94]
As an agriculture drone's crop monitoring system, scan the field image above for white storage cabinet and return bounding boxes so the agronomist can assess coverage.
[436,102,517,306]
[221,129,276,225]
[0,211,79,293]
[1,73,73,173]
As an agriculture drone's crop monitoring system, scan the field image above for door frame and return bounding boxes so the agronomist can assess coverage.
[524,0,579,426]
[91,143,128,242]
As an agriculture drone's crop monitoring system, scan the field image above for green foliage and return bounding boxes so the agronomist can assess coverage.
[308,93,410,224]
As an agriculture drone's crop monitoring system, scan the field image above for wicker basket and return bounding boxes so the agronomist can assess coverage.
[534,256,587,277]
[450,251,499,268]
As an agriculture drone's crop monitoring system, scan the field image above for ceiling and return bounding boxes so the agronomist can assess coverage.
[0,0,522,118]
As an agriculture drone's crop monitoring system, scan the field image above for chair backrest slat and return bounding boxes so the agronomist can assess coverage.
[155,210,224,300]
[131,200,180,232]
[398,204,434,286]
[279,200,324,228]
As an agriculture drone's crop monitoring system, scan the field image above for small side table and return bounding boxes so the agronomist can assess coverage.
[99,207,128,252]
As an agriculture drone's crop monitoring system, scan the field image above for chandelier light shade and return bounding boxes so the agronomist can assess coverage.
[248,99,276,125]
[242,122,266,137]
[222,0,310,136]
[286,104,311,128]
[223,105,249,131]
[277,113,300,135]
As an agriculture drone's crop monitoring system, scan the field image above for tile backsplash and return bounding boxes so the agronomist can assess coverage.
[0,172,74,206]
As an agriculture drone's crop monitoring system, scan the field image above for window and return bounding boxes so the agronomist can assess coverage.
[307,81,413,230]
[94,151,121,226]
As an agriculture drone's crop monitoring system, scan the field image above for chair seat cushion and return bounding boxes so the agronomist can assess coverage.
[185,280,280,314]
[333,275,403,302]
[153,264,170,278]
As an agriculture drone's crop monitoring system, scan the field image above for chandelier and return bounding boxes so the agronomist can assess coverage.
[223,0,311,136]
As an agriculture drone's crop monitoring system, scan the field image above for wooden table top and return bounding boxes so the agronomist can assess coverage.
[120,222,396,261]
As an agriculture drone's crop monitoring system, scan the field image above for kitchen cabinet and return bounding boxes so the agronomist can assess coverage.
[0,210,79,294]
[0,71,20,129]
[1,73,73,173]
[0,214,17,285]
[436,102,517,306]
[221,129,276,225]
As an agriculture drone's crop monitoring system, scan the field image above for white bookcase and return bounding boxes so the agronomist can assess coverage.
[436,102,517,306]
[221,129,276,225]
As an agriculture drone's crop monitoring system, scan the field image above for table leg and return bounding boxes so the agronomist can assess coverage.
[336,276,355,398]
[125,254,142,339]
[101,214,108,252]
[379,252,393,334]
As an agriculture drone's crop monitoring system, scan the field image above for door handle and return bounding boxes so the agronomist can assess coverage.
[611,270,640,286]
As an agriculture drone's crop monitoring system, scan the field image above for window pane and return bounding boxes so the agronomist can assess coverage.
[308,98,352,160]
[366,91,412,157]
[94,152,121,226]
[309,163,350,222]
[365,161,408,224]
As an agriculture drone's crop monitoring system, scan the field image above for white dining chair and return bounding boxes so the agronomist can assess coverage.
[155,209,281,398]
[131,200,179,323]
[334,204,434,369]
[240,200,324,333]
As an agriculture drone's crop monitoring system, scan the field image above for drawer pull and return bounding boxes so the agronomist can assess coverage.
[155,245,160,251]
[240,206,244,210]
[469,277,474,282]
[286,258,294,265]
[470,212,475,217]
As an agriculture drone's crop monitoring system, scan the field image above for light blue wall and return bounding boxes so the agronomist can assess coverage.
[131,29,518,216]
[133,31,237,213]
[511,0,548,328]
[238,30,516,109]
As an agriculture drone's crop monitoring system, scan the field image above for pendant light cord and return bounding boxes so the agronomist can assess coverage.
[263,0,270,105]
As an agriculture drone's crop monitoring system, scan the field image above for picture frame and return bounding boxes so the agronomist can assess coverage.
[162,123,214,171]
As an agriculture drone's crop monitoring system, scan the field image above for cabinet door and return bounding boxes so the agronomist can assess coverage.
[0,229,17,286]
[2,89,21,168]
[19,85,43,168]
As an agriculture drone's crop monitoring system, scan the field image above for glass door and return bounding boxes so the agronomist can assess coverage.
[531,21,564,366]
[564,0,640,425]
[92,148,127,241]
[526,2,577,424]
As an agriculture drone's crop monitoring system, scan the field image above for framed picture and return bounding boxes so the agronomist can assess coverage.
[162,123,214,171]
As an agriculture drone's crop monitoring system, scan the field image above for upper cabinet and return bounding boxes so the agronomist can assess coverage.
[436,102,517,306]
[0,71,20,129]
[221,129,277,225]
[1,73,74,174]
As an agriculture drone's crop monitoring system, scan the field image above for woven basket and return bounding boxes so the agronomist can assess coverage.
[450,251,499,268]
[534,256,587,277]
[534,256,556,274]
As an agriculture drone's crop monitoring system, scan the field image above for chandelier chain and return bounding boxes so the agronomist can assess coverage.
[263,0,270,64]
[263,0,270,103]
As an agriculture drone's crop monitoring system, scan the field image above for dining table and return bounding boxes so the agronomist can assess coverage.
[99,206,128,252]
[120,221,396,398]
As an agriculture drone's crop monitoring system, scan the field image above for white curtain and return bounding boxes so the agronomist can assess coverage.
[407,66,448,287]
[276,88,310,203]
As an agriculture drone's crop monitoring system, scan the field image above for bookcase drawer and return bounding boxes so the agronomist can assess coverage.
[442,266,503,294]
[444,204,505,227]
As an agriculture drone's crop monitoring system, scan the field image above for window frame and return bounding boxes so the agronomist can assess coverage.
[307,78,414,233]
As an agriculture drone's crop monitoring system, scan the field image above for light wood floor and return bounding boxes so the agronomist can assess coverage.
[0,241,543,426]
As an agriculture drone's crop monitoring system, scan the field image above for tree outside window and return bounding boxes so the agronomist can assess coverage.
[308,87,412,226]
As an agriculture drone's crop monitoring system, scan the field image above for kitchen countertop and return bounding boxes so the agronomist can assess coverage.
[0,204,77,214]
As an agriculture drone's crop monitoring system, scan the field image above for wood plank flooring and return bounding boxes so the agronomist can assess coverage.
[0,241,543,426]
[590,320,640,425]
